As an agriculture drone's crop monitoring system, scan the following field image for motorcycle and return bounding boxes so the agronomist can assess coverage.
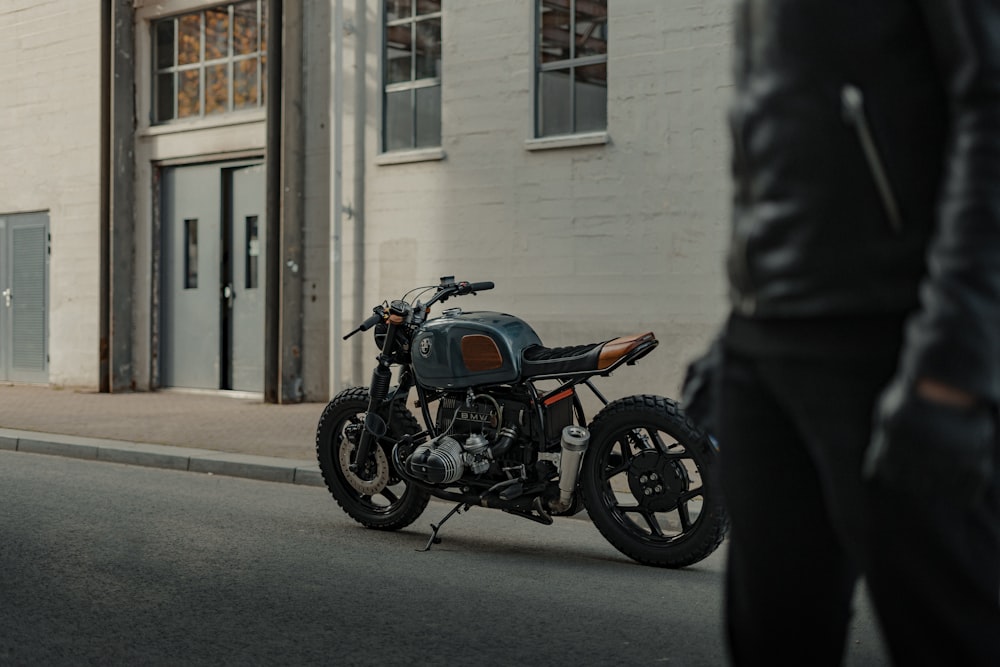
[315,277,727,567]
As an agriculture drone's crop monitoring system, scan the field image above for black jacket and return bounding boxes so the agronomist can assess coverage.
[727,0,1000,401]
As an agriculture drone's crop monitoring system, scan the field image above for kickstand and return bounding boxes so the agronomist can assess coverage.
[418,502,470,552]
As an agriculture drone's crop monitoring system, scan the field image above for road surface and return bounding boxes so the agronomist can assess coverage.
[0,451,887,665]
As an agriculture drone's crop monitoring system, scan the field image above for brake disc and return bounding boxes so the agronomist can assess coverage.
[339,440,391,495]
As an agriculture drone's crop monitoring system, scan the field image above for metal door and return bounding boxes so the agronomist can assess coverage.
[160,162,265,391]
[161,164,223,389]
[227,164,266,392]
[0,212,49,383]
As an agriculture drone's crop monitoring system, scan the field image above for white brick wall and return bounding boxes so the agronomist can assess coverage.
[0,2,102,387]
[339,0,734,401]
[0,0,736,402]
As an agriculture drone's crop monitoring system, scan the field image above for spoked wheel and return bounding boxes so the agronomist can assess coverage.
[581,395,728,567]
[316,387,430,530]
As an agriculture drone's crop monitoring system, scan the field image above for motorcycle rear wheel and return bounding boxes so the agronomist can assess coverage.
[581,395,728,568]
[316,387,430,530]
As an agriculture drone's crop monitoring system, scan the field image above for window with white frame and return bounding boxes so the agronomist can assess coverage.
[152,1,268,123]
[383,0,442,151]
[536,0,607,137]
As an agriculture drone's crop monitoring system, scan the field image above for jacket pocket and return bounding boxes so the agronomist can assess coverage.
[841,84,903,233]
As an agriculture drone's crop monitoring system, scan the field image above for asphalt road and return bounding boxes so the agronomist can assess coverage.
[0,451,888,666]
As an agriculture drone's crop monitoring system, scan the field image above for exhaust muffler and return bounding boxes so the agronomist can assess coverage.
[550,425,590,513]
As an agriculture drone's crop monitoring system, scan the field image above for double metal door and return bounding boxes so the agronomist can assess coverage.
[0,212,49,384]
[160,163,266,392]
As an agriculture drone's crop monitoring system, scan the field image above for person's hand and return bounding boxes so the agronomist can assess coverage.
[864,377,996,506]
[681,337,723,437]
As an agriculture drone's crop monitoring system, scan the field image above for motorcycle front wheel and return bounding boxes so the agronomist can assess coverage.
[581,395,728,568]
[316,386,430,530]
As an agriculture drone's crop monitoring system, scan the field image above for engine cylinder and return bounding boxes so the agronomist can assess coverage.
[408,436,465,484]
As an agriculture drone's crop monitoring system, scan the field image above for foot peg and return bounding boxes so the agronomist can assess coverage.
[499,482,524,500]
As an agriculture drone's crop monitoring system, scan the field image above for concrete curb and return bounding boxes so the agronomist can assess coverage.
[1,427,593,523]
[0,428,323,487]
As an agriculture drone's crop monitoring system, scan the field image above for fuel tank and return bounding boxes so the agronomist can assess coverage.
[411,310,543,389]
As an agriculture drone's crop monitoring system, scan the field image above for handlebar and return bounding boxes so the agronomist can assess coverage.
[343,305,385,340]
[431,278,493,306]
[344,279,495,339]
[457,281,494,295]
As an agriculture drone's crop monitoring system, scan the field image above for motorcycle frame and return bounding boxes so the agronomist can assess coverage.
[383,335,659,450]
[351,287,658,507]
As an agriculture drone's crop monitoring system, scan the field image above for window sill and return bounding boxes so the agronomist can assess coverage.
[138,109,266,138]
[524,131,609,152]
[375,147,446,166]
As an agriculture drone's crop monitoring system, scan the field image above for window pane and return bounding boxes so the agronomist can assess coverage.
[234,57,259,109]
[415,85,441,147]
[155,20,175,70]
[576,3,608,58]
[261,55,267,104]
[260,0,268,53]
[156,72,175,121]
[234,1,258,56]
[184,219,199,289]
[206,63,228,114]
[205,7,230,60]
[416,0,441,15]
[415,18,440,80]
[245,216,259,289]
[539,1,572,63]
[385,24,412,84]
[538,69,572,137]
[575,63,607,132]
[178,69,201,118]
[178,13,201,66]
[154,3,268,122]
[385,0,413,22]
[385,89,413,151]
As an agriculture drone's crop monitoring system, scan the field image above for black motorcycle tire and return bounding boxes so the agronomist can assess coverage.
[316,386,430,530]
[581,395,728,568]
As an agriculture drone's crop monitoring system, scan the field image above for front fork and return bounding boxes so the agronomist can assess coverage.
[349,364,393,477]
[350,308,406,477]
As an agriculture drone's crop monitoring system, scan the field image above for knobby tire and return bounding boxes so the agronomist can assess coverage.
[316,386,430,531]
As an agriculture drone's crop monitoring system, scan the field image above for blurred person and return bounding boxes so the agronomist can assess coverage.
[686,2,1000,665]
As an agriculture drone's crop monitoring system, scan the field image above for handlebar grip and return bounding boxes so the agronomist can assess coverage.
[343,307,386,339]
[456,281,495,295]
[358,312,383,332]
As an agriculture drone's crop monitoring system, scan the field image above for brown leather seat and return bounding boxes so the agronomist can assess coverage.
[521,332,657,378]
[597,332,657,370]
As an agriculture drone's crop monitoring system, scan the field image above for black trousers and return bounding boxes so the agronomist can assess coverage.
[718,349,1000,666]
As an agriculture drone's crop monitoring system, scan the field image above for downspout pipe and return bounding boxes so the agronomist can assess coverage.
[330,0,343,396]
[350,0,367,387]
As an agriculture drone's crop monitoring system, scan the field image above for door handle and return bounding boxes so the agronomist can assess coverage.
[223,283,235,309]
[1,288,10,308]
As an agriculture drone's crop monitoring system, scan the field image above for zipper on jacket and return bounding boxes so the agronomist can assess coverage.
[841,84,903,233]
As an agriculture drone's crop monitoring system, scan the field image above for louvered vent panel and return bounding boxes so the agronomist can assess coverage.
[11,224,46,371]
